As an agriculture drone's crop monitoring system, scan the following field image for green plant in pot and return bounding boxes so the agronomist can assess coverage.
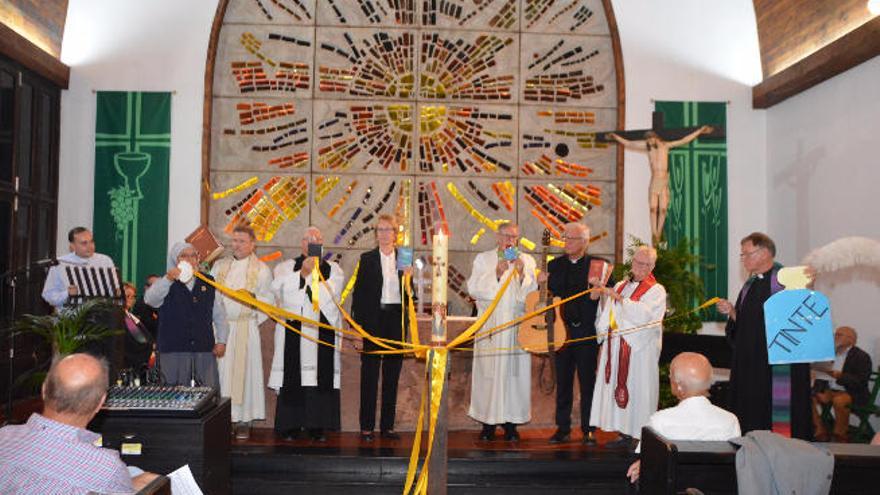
[5,299,121,392]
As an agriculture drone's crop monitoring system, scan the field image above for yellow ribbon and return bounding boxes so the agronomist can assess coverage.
[311,261,319,312]
[194,270,721,494]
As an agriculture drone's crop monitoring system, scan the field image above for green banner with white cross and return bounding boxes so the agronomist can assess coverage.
[657,100,727,321]
[93,91,171,287]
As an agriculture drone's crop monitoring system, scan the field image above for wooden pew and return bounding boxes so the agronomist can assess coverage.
[639,427,880,495]
[136,475,171,495]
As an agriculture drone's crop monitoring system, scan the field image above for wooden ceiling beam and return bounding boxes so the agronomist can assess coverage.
[0,21,69,88]
[752,15,880,109]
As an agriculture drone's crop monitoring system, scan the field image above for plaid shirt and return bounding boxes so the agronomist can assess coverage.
[0,413,133,494]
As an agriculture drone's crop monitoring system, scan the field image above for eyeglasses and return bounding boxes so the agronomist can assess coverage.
[739,249,761,259]
[562,235,587,241]
[376,227,396,233]
[498,233,519,239]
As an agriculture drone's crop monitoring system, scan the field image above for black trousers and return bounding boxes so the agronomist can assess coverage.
[554,340,598,432]
[359,305,404,432]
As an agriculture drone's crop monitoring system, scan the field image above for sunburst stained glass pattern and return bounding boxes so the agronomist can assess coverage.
[316,0,416,26]
[520,33,615,106]
[314,101,414,173]
[517,178,614,256]
[419,31,517,102]
[311,175,412,249]
[421,0,518,30]
[317,28,415,99]
[224,0,316,24]
[522,0,610,34]
[416,104,516,175]
[519,105,616,180]
[210,0,621,317]
[209,172,310,245]
[212,98,311,171]
[214,25,314,98]
[416,177,519,252]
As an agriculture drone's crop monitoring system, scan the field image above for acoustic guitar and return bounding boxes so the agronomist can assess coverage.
[519,229,566,353]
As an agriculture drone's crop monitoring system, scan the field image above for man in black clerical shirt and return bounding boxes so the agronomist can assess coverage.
[543,222,612,444]
[717,232,812,439]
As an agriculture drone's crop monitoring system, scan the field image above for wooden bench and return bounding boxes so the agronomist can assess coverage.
[136,475,171,495]
[639,426,880,495]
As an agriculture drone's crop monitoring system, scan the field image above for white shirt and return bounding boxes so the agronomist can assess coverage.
[380,250,401,304]
[829,347,850,391]
[636,396,741,453]
[41,252,117,309]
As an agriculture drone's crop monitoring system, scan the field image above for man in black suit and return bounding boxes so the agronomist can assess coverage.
[812,326,873,442]
[352,214,411,441]
[543,222,612,444]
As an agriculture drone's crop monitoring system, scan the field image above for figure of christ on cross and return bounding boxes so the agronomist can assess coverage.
[607,124,713,243]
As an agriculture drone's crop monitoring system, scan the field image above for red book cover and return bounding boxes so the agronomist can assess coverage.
[589,259,611,286]
[186,225,225,264]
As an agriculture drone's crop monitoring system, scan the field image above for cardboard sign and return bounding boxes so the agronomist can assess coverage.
[764,289,834,364]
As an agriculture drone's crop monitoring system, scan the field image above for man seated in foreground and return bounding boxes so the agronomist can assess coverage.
[627,352,741,484]
[0,353,158,494]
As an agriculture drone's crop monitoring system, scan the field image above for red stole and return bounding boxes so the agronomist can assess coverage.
[605,273,657,409]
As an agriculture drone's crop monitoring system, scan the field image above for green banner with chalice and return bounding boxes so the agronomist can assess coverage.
[93,92,171,288]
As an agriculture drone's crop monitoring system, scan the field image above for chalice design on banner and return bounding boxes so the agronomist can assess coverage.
[108,151,152,282]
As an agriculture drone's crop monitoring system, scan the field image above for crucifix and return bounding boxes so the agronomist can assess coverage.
[598,111,725,244]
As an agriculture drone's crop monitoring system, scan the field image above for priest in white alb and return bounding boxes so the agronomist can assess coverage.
[210,224,273,439]
[466,222,537,441]
[268,226,344,442]
[591,245,667,447]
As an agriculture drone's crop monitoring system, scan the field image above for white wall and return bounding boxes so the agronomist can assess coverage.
[58,0,218,252]
[767,56,880,367]
[612,0,766,311]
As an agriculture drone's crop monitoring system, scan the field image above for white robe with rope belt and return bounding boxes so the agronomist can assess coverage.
[211,255,273,423]
[466,249,537,425]
[590,279,666,438]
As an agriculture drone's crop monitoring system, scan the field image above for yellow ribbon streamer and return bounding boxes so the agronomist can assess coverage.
[311,261,319,312]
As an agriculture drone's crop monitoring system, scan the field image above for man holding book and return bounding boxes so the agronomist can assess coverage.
[466,221,537,442]
[591,245,667,448]
[544,222,613,444]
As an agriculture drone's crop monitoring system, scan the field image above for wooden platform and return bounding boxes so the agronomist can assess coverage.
[231,428,636,494]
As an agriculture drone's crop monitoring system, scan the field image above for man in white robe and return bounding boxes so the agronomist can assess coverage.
[268,227,344,441]
[592,245,666,447]
[210,225,273,438]
[466,222,537,441]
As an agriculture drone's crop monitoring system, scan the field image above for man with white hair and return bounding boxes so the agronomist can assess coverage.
[591,245,667,448]
[269,226,344,442]
[545,222,612,444]
[626,352,741,483]
[467,221,537,441]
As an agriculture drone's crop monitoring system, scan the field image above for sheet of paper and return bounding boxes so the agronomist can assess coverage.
[168,464,204,495]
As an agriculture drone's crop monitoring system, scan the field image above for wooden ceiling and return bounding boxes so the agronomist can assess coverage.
[752,0,880,107]
[0,0,69,58]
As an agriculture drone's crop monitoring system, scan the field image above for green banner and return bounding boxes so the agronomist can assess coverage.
[656,101,727,321]
[93,91,171,286]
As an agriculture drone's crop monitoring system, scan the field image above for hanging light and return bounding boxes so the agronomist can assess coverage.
[869,0,880,15]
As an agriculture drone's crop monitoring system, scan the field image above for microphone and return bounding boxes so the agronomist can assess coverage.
[31,258,59,268]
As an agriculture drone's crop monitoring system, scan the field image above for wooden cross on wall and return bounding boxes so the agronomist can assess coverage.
[596,111,726,142]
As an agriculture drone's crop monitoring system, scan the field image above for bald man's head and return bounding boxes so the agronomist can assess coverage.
[669,352,713,400]
[42,353,109,417]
